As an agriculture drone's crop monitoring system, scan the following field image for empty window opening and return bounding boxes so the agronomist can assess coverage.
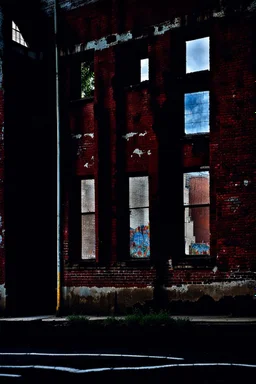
[184,171,210,255]
[185,91,209,134]
[12,21,28,47]
[186,37,209,73]
[81,61,95,98]
[140,58,149,82]
[129,176,150,258]
[81,179,96,259]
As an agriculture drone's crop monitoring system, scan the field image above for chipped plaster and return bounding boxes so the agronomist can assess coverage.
[133,149,145,157]
[122,132,138,140]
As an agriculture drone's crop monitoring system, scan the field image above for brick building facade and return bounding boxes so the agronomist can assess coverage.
[0,0,255,315]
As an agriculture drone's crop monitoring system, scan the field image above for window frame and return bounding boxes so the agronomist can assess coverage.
[80,177,96,261]
[183,167,211,258]
[129,175,150,259]
[184,90,210,136]
[12,21,28,47]
[186,36,210,74]
[70,50,94,102]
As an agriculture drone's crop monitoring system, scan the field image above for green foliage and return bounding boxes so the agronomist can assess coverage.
[125,309,173,326]
[67,314,90,323]
[81,62,95,98]
[67,310,191,329]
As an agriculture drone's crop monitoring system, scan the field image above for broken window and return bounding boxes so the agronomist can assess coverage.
[81,61,95,98]
[186,37,209,73]
[81,179,96,259]
[185,91,209,134]
[184,171,210,255]
[129,176,150,258]
[12,21,28,47]
[140,58,149,82]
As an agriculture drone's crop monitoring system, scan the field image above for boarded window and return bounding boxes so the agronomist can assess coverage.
[81,61,95,98]
[186,37,209,73]
[81,179,96,259]
[129,176,150,258]
[185,91,209,134]
[12,21,28,47]
[140,58,149,82]
[184,171,210,255]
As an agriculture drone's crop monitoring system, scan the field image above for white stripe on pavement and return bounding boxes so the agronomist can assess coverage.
[0,352,184,360]
[0,362,256,374]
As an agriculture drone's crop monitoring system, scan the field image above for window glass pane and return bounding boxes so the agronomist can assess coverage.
[184,171,209,205]
[184,206,210,255]
[81,62,95,98]
[81,179,95,213]
[81,214,96,259]
[130,208,150,258]
[185,91,209,134]
[186,37,209,73]
[140,58,149,81]
[129,176,149,208]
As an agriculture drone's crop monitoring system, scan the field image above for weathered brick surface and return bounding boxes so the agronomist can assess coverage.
[61,1,256,298]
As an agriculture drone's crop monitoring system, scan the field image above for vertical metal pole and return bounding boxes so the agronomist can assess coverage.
[54,0,61,314]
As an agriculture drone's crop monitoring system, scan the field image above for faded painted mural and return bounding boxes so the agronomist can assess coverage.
[129,176,150,258]
[190,242,210,255]
[130,224,150,258]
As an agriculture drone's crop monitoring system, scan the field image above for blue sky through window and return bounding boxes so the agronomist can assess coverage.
[185,91,209,134]
[140,58,149,81]
[186,37,209,73]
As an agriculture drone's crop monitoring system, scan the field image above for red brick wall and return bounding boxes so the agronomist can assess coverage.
[62,1,256,293]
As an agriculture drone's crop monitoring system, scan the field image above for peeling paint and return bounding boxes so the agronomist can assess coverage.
[147,150,151,155]
[84,133,94,138]
[91,156,94,160]
[84,163,89,168]
[62,286,153,315]
[58,6,234,57]
[133,149,145,157]
[212,266,218,273]
[167,280,256,302]
[154,17,181,35]
[72,134,82,139]
[139,131,147,137]
[122,132,138,140]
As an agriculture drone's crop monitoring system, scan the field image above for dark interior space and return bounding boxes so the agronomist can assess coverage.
[4,43,56,316]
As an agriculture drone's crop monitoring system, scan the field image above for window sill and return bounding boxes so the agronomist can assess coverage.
[115,258,152,268]
[70,96,94,104]
[182,132,210,141]
[124,80,149,92]
[173,255,215,269]
[65,259,97,268]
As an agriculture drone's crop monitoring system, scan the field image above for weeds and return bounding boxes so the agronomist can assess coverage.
[67,315,90,323]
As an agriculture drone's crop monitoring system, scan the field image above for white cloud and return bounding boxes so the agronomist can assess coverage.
[186,37,209,73]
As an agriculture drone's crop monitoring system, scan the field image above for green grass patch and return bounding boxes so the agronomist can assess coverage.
[67,315,90,323]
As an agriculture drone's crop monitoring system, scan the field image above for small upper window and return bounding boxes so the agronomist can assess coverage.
[185,91,209,134]
[12,21,28,47]
[140,58,149,82]
[81,61,95,98]
[186,37,209,73]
